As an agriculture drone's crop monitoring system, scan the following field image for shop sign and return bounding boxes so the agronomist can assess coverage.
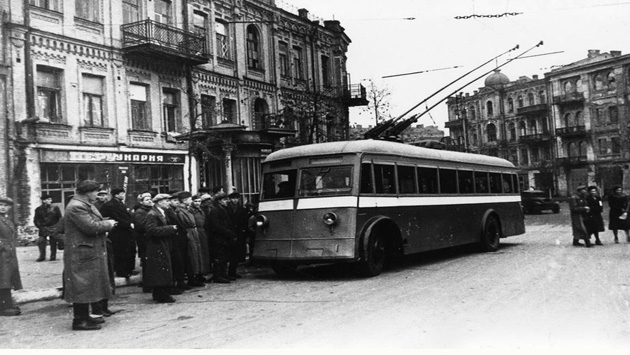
[42,150,185,164]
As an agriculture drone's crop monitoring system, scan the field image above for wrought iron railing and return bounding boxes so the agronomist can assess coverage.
[121,19,207,58]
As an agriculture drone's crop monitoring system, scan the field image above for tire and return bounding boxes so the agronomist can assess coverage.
[480,216,501,252]
[271,262,298,277]
[358,232,386,277]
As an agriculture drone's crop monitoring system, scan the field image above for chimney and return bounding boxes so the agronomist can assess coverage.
[587,49,601,58]
[298,8,309,19]
[465,93,470,97]
[533,74,538,80]
[473,90,478,95]
[324,20,344,33]
[611,50,622,57]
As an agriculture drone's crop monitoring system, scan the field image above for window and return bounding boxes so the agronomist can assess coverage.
[76,0,101,22]
[439,168,457,194]
[278,42,289,77]
[529,119,537,135]
[520,148,529,165]
[162,90,179,133]
[222,98,237,123]
[508,123,516,141]
[30,0,60,11]
[123,0,141,24]
[154,0,171,24]
[215,21,231,60]
[469,106,476,120]
[594,74,605,91]
[374,164,396,194]
[519,121,526,136]
[486,100,493,117]
[609,106,619,124]
[130,84,149,130]
[262,171,296,200]
[82,74,104,127]
[531,147,540,163]
[193,11,209,54]
[507,98,514,113]
[321,55,331,87]
[612,137,621,154]
[508,148,518,165]
[397,165,416,194]
[486,123,497,142]
[489,173,502,193]
[598,138,608,155]
[292,46,304,80]
[246,25,261,70]
[200,94,216,128]
[608,72,617,89]
[575,111,584,126]
[474,171,488,193]
[360,163,374,194]
[539,91,546,104]
[417,167,438,194]
[458,170,474,194]
[527,93,535,106]
[517,96,523,108]
[564,81,574,94]
[299,166,353,196]
[595,107,605,124]
[502,173,513,193]
[36,66,62,123]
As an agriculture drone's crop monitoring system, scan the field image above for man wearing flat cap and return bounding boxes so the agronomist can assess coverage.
[100,188,136,279]
[0,197,23,317]
[63,180,117,330]
[33,194,62,261]
[569,185,592,247]
[94,190,109,211]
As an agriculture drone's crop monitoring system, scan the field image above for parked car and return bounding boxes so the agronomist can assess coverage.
[521,190,561,214]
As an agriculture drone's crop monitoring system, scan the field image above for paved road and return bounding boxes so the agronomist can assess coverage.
[2,203,630,348]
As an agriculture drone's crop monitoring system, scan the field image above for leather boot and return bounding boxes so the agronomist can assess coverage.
[49,240,57,261]
[72,303,101,331]
[36,237,47,262]
[585,238,593,248]
[595,236,603,245]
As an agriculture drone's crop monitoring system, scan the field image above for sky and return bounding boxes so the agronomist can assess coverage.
[277,0,630,131]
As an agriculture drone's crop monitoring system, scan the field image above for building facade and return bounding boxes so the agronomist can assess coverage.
[445,50,630,197]
[2,0,366,229]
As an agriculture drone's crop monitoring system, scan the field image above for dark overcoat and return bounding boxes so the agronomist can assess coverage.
[63,194,114,303]
[144,207,178,288]
[584,195,605,234]
[173,206,203,275]
[608,194,630,231]
[205,202,236,262]
[133,205,152,260]
[34,204,62,237]
[569,194,589,240]
[190,205,211,274]
[100,198,136,276]
[0,214,22,290]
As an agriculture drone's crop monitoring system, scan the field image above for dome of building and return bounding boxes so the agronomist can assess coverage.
[484,69,510,87]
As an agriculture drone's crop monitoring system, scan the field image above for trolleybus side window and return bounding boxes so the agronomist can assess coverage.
[458,170,474,194]
[439,168,457,194]
[360,163,374,194]
[502,173,513,193]
[490,172,503,193]
[262,170,296,199]
[474,171,489,193]
[397,165,417,194]
[417,166,438,194]
[299,166,353,196]
[374,164,396,194]
[512,174,520,193]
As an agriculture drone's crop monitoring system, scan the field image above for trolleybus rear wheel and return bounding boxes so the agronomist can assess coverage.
[480,216,501,252]
[359,232,386,277]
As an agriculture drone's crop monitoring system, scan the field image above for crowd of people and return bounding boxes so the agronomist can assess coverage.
[0,181,256,332]
[569,185,630,247]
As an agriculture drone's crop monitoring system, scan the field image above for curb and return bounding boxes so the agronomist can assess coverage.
[12,274,143,305]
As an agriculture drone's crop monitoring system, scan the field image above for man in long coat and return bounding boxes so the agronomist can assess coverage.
[144,194,179,303]
[33,194,62,261]
[0,197,22,317]
[190,195,211,278]
[100,187,136,278]
[63,180,116,330]
[205,192,236,283]
[173,191,205,287]
[569,185,592,247]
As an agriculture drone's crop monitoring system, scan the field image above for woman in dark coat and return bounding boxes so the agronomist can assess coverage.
[63,180,116,330]
[608,186,630,243]
[100,188,137,278]
[584,186,605,245]
[144,194,179,303]
[0,197,22,317]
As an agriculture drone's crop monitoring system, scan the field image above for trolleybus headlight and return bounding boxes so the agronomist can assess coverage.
[256,215,269,228]
[322,212,338,226]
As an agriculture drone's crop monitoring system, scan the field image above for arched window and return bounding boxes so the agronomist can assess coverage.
[246,25,261,69]
[508,123,516,141]
[608,72,616,89]
[487,123,497,142]
[579,141,587,157]
[563,112,572,127]
[538,91,546,104]
[575,111,584,126]
[529,119,537,135]
[517,96,524,108]
[469,106,476,120]
[486,101,493,117]
[507,98,514,113]
[564,81,573,94]
[527,92,535,106]
[594,74,605,90]
[519,121,527,136]
[253,98,268,129]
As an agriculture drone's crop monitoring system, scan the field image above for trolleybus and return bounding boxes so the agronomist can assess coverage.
[253,140,525,277]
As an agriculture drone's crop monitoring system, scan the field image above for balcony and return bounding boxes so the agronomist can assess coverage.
[520,132,552,144]
[517,103,548,116]
[121,19,209,65]
[558,155,588,166]
[555,125,586,138]
[252,114,296,137]
[344,84,369,106]
[552,92,584,105]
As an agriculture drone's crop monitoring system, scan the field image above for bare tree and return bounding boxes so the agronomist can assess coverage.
[363,80,392,125]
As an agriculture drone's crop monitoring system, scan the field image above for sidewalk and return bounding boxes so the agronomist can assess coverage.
[12,246,141,305]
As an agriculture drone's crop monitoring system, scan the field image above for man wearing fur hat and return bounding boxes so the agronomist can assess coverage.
[0,197,22,317]
[100,188,136,278]
[33,194,62,261]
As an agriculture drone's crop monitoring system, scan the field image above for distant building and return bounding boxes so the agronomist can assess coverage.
[350,124,444,143]
[1,0,367,229]
[445,50,630,196]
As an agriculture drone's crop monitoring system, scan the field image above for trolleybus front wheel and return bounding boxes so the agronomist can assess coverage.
[480,215,501,252]
[359,232,386,277]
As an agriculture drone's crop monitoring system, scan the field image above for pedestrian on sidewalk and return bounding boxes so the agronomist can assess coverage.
[33,194,62,261]
[133,192,153,292]
[100,188,137,278]
[205,192,236,283]
[608,186,630,243]
[569,185,592,247]
[585,186,605,245]
[0,197,22,317]
[63,180,116,331]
